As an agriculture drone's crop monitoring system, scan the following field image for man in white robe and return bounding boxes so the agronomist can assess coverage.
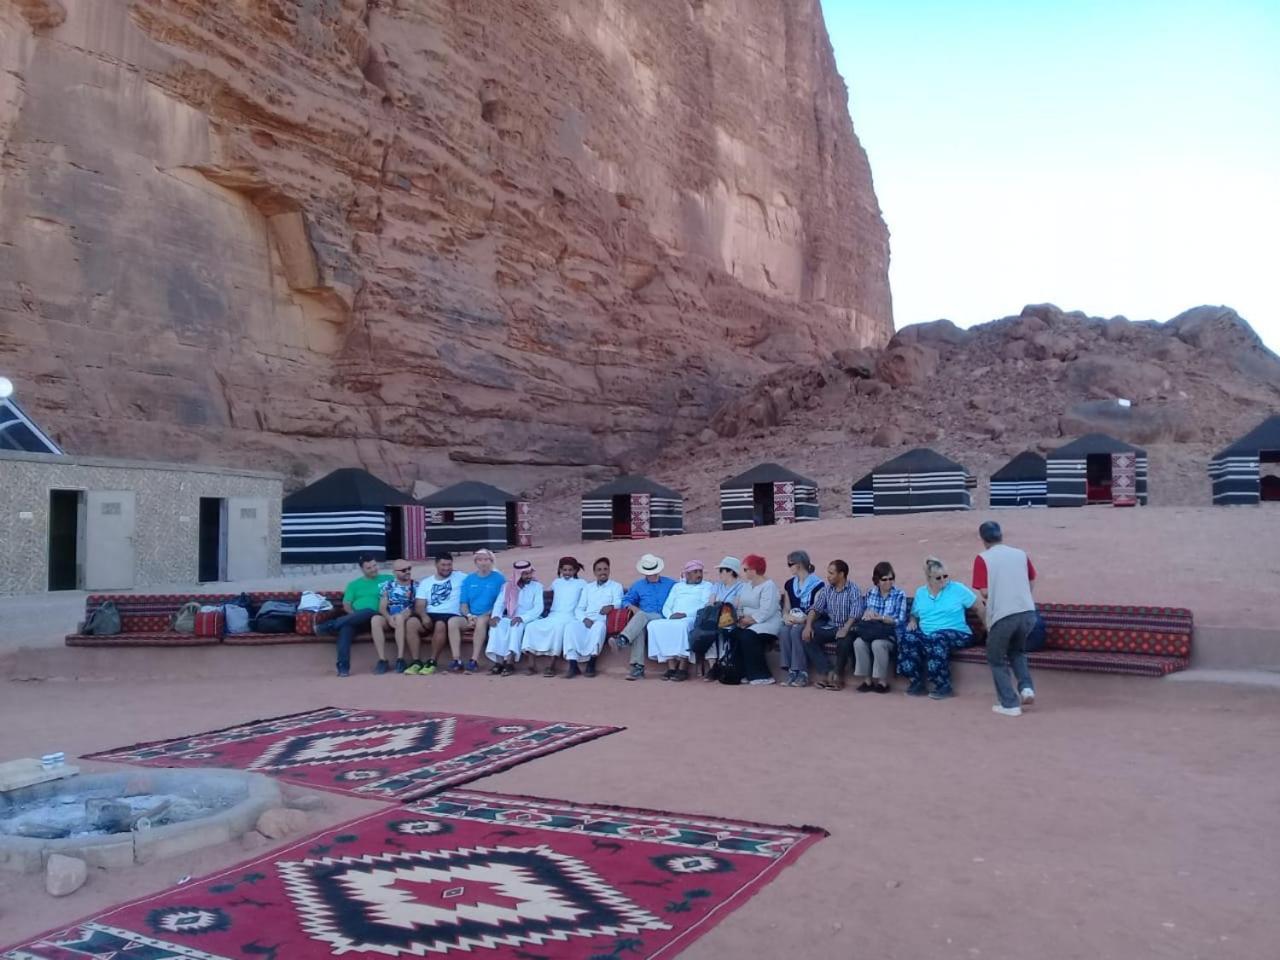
[522,556,586,676]
[486,560,544,676]
[563,557,623,678]
[646,560,714,681]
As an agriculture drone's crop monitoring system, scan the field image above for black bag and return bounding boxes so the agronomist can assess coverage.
[1024,610,1047,652]
[251,599,297,634]
[713,629,742,686]
[82,601,122,636]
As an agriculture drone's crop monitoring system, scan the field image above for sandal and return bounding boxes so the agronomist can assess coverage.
[856,681,873,693]
[488,664,504,676]
[542,665,557,678]
[499,663,515,676]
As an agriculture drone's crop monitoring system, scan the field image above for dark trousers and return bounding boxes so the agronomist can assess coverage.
[327,609,377,670]
[726,627,774,681]
[802,621,840,674]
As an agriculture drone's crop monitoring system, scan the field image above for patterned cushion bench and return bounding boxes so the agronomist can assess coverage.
[951,603,1193,676]
[65,590,558,650]
[65,591,346,648]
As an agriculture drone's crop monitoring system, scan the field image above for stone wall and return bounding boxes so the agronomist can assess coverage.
[0,452,282,595]
[0,0,892,496]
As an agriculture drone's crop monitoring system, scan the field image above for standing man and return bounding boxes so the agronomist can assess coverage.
[973,521,1038,717]
[451,549,505,673]
[412,553,467,675]
[315,555,392,677]
[563,557,622,678]
[613,554,676,681]
[800,560,864,690]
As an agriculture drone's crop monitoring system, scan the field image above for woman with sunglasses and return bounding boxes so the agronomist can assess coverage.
[897,556,984,700]
[847,561,907,693]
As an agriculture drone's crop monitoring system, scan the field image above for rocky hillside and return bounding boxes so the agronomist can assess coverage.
[527,304,1280,542]
[0,0,891,487]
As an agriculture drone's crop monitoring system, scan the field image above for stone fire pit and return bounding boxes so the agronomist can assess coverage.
[0,768,280,873]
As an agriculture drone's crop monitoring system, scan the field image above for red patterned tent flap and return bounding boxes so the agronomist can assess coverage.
[401,505,429,561]
[516,500,532,547]
[630,493,651,539]
[1112,452,1137,506]
[774,481,796,524]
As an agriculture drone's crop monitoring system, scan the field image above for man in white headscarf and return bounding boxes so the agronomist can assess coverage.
[645,560,715,682]
[485,560,544,676]
[562,557,623,678]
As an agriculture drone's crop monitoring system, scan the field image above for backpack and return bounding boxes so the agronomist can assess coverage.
[82,601,122,636]
[222,593,254,636]
[712,630,742,686]
[252,599,298,634]
[1025,610,1047,652]
[171,601,200,634]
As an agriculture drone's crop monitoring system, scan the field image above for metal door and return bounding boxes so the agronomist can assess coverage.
[84,490,136,590]
[227,497,270,581]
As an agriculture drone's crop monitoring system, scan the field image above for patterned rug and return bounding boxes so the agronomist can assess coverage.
[3,790,825,959]
[84,708,621,801]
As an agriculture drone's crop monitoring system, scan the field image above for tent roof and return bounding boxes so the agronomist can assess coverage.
[0,397,63,455]
[1048,433,1145,458]
[721,462,815,488]
[851,472,873,490]
[583,474,682,499]
[991,451,1047,482]
[872,447,967,475]
[419,480,517,507]
[1214,414,1280,458]
[283,467,416,510]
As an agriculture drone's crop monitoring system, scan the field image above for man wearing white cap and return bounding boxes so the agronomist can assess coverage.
[646,560,715,681]
[614,553,676,681]
[563,557,623,678]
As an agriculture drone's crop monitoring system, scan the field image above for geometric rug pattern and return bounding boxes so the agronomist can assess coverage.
[2,789,826,959]
[83,707,622,802]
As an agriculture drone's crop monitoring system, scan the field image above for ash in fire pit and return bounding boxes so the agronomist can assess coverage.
[0,769,281,873]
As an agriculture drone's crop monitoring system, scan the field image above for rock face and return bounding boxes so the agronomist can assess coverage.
[0,0,893,490]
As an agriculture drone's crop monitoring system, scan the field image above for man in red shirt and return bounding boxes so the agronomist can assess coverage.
[973,521,1038,717]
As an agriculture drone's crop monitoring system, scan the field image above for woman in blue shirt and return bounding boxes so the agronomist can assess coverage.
[898,557,985,700]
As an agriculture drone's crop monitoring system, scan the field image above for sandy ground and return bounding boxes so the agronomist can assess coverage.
[3,506,1280,958]
[2,666,1279,960]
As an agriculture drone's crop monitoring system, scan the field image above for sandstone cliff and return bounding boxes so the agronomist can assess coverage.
[0,0,892,489]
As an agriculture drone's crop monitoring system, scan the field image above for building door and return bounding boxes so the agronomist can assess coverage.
[84,490,136,590]
[48,489,83,591]
[227,497,270,581]
[198,497,226,582]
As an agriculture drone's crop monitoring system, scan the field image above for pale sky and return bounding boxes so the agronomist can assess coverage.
[822,0,1280,350]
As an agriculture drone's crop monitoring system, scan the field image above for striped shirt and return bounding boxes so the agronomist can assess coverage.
[812,582,864,626]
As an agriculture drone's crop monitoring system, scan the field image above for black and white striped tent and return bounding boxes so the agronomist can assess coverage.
[720,463,819,530]
[869,448,971,514]
[1209,415,1280,505]
[1047,434,1148,507]
[850,472,874,517]
[282,468,417,565]
[990,451,1048,508]
[0,397,62,454]
[420,481,527,553]
[581,475,684,541]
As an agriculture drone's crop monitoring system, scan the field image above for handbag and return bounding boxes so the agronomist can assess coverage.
[171,601,201,634]
[82,601,122,636]
[605,607,634,636]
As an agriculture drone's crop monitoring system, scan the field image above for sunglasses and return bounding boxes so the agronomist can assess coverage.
[931,573,949,581]
[394,567,412,573]
[879,576,895,582]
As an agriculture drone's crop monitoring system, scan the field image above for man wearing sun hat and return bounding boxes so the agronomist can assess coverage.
[645,560,715,681]
[614,553,676,681]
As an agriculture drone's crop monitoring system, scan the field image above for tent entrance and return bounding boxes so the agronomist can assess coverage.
[611,494,632,538]
[505,501,519,546]
[1261,450,1280,502]
[198,497,227,582]
[47,489,83,591]
[384,507,403,559]
[752,483,776,526]
[1085,454,1113,503]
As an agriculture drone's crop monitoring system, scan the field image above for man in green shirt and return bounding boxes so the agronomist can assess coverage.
[316,556,392,676]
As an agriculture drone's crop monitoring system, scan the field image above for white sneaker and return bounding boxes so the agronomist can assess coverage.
[1019,688,1035,706]
[749,677,776,685]
[992,704,1023,717]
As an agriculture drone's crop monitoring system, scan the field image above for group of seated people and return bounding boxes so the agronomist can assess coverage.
[318,542,1022,705]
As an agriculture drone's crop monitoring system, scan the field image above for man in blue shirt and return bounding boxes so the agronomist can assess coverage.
[612,553,675,681]
[448,549,506,673]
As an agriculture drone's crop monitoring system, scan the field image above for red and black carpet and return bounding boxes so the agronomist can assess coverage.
[2,790,826,959]
[83,708,621,801]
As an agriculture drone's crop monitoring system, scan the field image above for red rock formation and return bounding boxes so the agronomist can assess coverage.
[0,0,892,490]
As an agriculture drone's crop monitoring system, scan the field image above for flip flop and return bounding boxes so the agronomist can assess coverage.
[542,666,557,678]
